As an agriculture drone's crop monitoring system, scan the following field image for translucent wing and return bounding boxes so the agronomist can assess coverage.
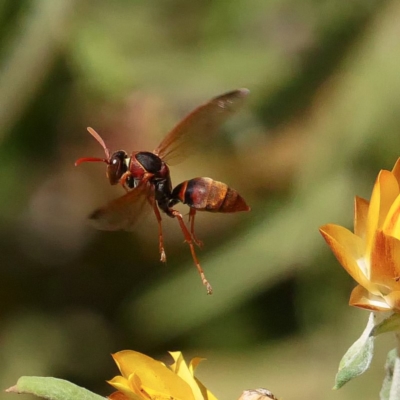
[154,88,249,164]
[89,182,153,231]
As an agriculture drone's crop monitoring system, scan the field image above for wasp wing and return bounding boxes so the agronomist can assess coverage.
[153,88,249,165]
[89,182,153,231]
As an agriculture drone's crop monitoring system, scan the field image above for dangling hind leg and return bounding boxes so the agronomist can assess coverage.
[152,203,166,263]
[188,208,203,248]
[171,209,212,294]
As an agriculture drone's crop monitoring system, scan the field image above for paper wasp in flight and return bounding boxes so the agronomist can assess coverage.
[75,89,250,294]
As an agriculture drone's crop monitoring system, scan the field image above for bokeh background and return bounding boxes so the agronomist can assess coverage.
[1,1,400,399]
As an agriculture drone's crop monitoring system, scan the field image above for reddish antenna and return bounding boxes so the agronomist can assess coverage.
[75,127,111,166]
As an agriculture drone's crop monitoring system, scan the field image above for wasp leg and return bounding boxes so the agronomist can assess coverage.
[171,209,212,295]
[119,172,132,192]
[188,208,203,248]
[152,203,166,263]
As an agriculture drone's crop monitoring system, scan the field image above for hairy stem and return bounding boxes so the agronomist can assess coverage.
[389,332,400,400]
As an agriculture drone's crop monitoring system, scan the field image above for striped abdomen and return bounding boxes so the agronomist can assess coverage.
[171,177,250,213]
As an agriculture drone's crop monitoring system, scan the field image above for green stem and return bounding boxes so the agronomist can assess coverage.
[389,333,400,400]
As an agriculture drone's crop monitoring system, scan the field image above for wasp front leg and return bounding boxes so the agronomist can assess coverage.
[119,172,133,192]
[188,208,203,248]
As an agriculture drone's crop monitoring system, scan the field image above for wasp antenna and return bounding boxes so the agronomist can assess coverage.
[87,127,111,159]
[74,157,108,167]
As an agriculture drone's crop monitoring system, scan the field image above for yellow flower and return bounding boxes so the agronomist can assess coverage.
[320,159,400,312]
[107,350,217,400]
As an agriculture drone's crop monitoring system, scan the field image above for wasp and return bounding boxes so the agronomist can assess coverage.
[75,89,250,294]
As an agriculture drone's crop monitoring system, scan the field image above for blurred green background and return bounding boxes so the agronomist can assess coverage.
[1,0,400,399]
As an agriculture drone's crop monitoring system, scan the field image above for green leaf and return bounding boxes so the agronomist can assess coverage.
[380,349,396,400]
[334,312,375,389]
[372,313,400,337]
[5,376,106,400]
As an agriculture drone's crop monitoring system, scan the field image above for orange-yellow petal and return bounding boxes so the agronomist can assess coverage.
[168,352,203,400]
[369,230,400,291]
[376,171,399,228]
[108,391,132,400]
[354,196,369,239]
[107,376,130,391]
[320,224,373,290]
[349,285,391,311]
[187,358,217,400]
[107,376,143,400]
[168,352,182,374]
[392,158,400,184]
[193,378,218,400]
[383,194,400,239]
[384,291,400,312]
[111,351,195,400]
[188,358,206,375]
[366,170,399,256]
[141,384,187,400]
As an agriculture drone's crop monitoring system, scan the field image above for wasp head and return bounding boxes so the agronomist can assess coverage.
[75,127,129,185]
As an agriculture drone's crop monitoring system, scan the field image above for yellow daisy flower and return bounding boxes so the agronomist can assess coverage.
[320,159,400,312]
[107,350,217,400]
